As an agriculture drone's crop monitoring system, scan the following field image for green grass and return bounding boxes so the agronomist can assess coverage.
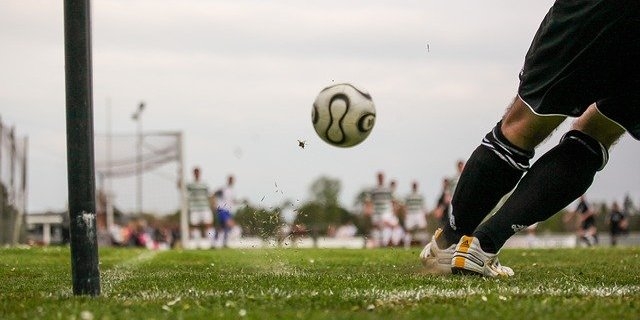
[1,246,638,319]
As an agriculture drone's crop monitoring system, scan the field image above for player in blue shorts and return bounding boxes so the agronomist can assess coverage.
[422,0,639,277]
[214,175,238,248]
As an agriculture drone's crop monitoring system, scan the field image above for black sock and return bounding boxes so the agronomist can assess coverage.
[474,131,606,253]
[443,143,527,246]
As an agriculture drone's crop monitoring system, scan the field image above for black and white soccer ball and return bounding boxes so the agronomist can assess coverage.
[311,83,376,148]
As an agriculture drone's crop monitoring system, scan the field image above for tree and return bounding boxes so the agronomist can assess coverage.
[309,176,341,206]
[234,202,282,240]
[295,176,352,237]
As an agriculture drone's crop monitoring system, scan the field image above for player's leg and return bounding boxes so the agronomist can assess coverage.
[581,224,595,247]
[472,104,625,254]
[194,209,213,249]
[577,225,588,247]
[415,214,429,246]
[403,218,415,248]
[425,98,561,275]
[441,97,564,247]
[587,224,599,246]
[446,99,563,276]
[219,211,232,248]
[189,211,202,240]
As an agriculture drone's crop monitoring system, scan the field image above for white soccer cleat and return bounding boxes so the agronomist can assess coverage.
[451,235,514,277]
[420,228,456,275]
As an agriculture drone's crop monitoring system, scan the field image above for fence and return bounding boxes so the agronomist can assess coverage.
[0,116,28,245]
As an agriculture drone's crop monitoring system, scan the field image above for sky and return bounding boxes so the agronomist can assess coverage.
[1,0,639,215]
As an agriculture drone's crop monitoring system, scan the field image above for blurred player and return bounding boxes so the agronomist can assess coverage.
[607,201,627,246]
[447,160,465,195]
[564,194,598,247]
[186,167,214,248]
[403,181,428,247]
[363,172,399,247]
[388,178,405,246]
[214,174,238,248]
[439,160,464,231]
[422,1,639,277]
[433,178,452,229]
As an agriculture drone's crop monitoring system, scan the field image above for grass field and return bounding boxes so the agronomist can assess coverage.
[1,246,638,319]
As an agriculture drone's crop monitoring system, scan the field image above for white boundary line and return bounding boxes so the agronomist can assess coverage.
[111,284,640,303]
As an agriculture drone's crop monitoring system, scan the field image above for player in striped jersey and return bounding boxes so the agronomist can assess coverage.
[403,181,428,247]
[186,167,214,248]
[364,172,400,247]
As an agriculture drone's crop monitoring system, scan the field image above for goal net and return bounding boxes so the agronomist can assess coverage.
[94,131,187,243]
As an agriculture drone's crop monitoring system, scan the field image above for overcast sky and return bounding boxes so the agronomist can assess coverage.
[1,0,638,215]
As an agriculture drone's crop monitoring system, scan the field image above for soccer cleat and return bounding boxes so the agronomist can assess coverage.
[451,235,514,277]
[419,228,456,275]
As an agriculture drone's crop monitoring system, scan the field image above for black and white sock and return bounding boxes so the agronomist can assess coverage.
[443,122,533,246]
[474,130,608,253]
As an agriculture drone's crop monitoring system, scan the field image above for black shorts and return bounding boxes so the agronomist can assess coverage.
[518,0,640,140]
[581,220,595,231]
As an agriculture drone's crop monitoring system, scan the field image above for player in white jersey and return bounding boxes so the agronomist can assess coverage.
[364,172,403,247]
[186,167,214,248]
[364,172,391,247]
[403,181,428,247]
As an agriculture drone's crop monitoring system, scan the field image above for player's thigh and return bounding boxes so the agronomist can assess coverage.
[572,104,626,149]
[202,210,214,225]
[189,211,200,226]
[501,96,566,151]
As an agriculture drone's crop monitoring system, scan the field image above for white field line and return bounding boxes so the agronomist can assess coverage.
[341,284,640,300]
[112,283,640,304]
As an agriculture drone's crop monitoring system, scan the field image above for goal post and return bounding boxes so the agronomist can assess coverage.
[64,0,100,296]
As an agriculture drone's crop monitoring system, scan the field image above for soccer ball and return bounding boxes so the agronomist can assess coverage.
[311,83,376,148]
